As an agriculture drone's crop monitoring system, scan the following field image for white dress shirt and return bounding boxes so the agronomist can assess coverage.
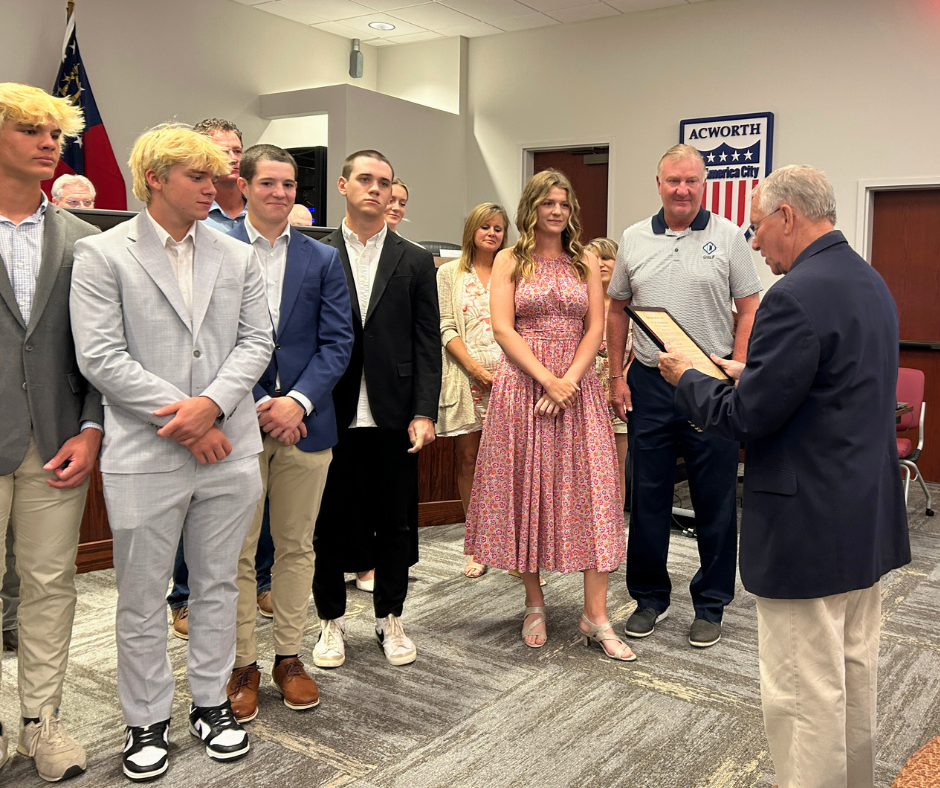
[245,218,313,416]
[341,219,387,428]
[146,209,195,318]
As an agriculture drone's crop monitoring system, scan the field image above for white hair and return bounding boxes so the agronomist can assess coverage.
[756,165,836,224]
[51,173,96,200]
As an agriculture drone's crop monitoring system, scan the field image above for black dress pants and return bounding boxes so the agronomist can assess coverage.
[313,427,418,620]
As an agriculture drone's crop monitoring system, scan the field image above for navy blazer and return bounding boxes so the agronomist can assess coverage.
[675,231,910,599]
[230,224,354,452]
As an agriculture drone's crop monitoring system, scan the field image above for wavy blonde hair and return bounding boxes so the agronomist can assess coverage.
[0,82,84,149]
[511,169,586,282]
[458,203,509,273]
[129,123,232,203]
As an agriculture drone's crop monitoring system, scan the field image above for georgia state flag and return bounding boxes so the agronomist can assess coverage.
[42,12,126,209]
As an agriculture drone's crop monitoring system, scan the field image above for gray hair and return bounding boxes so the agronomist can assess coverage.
[51,173,96,200]
[657,143,707,179]
[756,165,836,225]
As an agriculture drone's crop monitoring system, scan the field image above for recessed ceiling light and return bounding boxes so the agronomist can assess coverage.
[369,21,395,30]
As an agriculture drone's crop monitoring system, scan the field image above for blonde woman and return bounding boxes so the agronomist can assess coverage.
[437,204,509,578]
[464,170,632,661]
[584,237,631,508]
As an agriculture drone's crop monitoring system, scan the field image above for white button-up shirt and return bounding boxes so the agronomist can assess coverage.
[245,218,313,415]
[0,193,47,326]
[341,219,387,428]
[146,209,195,319]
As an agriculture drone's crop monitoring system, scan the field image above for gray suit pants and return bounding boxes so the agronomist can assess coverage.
[103,455,261,727]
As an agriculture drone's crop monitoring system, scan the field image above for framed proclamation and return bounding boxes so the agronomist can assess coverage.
[625,306,733,383]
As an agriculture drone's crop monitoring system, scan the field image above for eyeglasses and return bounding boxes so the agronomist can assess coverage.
[748,207,780,236]
[63,199,95,208]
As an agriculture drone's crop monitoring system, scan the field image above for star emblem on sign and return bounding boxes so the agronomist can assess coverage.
[703,242,717,254]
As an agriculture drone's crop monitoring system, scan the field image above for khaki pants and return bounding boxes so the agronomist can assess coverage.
[235,435,331,666]
[756,583,881,788]
[0,436,87,717]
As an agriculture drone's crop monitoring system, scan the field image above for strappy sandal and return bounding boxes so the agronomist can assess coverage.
[463,557,487,578]
[522,606,547,648]
[579,614,636,661]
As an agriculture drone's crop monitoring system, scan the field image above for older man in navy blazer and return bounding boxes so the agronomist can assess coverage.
[225,145,352,724]
[658,165,909,788]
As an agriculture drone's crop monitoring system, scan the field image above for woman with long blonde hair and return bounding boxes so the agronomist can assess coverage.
[464,170,632,660]
[436,203,510,578]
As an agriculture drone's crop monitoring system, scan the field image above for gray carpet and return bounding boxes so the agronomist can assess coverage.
[1,481,939,787]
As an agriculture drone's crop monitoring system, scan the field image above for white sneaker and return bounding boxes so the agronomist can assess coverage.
[375,614,416,666]
[17,705,87,781]
[312,617,346,668]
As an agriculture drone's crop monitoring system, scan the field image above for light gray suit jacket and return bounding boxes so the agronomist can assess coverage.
[0,204,103,475]
[70,212,273,474]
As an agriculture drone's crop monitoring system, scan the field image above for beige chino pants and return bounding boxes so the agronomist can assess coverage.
[234,434,331,666]
[756,582,881,788]
[0,436,87,717]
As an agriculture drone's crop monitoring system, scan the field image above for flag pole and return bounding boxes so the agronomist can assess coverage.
[67,0,74,21]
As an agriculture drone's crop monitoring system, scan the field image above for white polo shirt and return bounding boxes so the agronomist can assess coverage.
[608,208,761,367]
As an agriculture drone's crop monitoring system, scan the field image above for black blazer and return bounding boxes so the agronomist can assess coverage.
[675,231,910,599]
[0,205,102,474]
[320,228,441,431]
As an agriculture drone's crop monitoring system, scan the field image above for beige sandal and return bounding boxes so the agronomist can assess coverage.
[579,614,636,662]
[522,606,547,648]
[463,556,487,578]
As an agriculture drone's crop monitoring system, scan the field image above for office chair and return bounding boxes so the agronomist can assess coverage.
[897,367,934,516]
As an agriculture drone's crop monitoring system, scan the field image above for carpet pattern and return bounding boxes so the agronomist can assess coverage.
[1,481,938,787]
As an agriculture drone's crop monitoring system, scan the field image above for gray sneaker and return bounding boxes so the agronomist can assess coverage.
[17,705,87,782]
[689,618,722,648]
[625,607,668,638]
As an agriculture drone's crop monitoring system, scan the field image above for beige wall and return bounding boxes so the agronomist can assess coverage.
[464,0,940,291]
[377,37,463,115]
[1,0,377,209]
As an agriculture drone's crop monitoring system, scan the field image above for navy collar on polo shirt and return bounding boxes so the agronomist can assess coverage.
[651,207,711,235]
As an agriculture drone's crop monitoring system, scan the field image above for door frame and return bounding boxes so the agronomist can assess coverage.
[855,176,940,262]
[521,137,614,237]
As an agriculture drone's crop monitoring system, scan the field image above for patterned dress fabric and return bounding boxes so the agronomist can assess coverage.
[465,255,625,573]
[462,267,501,428]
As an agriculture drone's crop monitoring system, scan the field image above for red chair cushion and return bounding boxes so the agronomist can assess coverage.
[897,438,913,458]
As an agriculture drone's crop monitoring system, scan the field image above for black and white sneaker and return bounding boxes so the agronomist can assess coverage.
[123,719,169,781]
[188,701,249,761]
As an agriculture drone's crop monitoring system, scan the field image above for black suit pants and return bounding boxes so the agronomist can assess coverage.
[313,427,418,619]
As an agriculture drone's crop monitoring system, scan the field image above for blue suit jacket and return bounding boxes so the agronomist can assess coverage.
[230,224,354,452]
[675,231,910,599]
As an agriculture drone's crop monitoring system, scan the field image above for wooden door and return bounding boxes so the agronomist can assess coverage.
[533,148,609,244]
[870,188,940,481]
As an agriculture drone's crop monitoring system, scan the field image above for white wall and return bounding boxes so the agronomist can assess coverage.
[464,0,940,292]
[377,37,463,115]
[1,0,377,209]
[257,115,329,149]
[260,84,466,241]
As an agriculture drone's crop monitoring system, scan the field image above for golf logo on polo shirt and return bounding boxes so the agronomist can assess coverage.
[703,241,717,255]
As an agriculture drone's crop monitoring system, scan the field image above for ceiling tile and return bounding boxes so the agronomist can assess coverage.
[313,19,369,37]
[439,0,535,22]
[434,20,504,36]
[354,0,433,9]
[389,3,479,28]
[519,0,595,12]
[604,0,685,11]
[300,0,374,19]
[386,29,447,42]
[261,0,326,24]
[362,36,398,45]
[333,13,427,35]
[493,12,560,30]
[229,0,272,5]
[547,3,621,23]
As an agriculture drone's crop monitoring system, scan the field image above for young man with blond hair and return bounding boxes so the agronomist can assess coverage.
[71,124,273,781]
[0,82,101,782]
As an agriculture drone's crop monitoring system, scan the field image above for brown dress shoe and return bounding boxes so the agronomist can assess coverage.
[227,664,261,722]
[171,606,189,640]
[272,658,320,710]
[257,590,273,619]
